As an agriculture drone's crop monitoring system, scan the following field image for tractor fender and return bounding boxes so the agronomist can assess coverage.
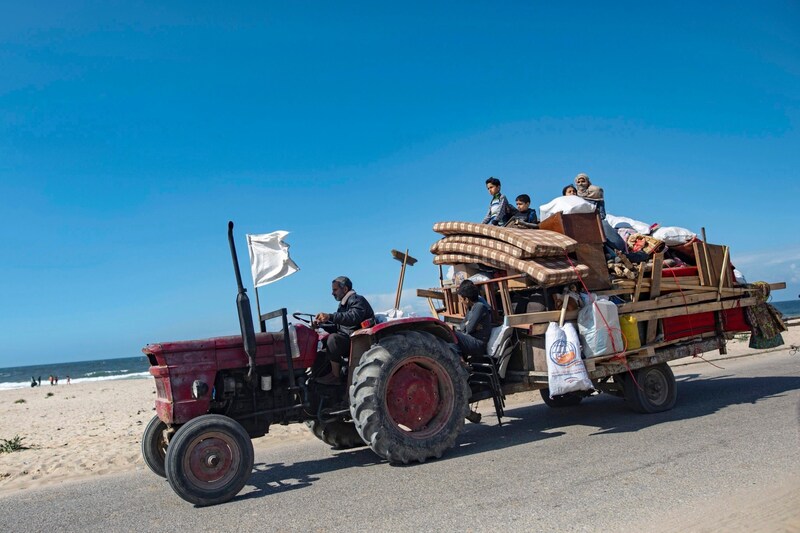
[349,317,456,370]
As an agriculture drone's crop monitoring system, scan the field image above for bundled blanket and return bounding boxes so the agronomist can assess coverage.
[431,221,590,287]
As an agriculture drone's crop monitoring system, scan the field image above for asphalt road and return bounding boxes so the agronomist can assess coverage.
[2,351,798,532]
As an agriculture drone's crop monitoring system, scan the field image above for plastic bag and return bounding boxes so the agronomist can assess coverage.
[652,226,696,246]
[578,296,624,358]
[545,322,593,395]
[605,214,652,235]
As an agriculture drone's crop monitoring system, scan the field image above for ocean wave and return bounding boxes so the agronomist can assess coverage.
[0,371,151,391]
[85,369,130,377]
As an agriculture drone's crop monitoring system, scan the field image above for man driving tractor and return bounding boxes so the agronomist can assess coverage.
[313,276,375,384]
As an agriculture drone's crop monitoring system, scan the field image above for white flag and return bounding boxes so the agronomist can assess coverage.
[246,231,300,288]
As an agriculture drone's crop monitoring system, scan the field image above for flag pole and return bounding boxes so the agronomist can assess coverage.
[255,285,265,332]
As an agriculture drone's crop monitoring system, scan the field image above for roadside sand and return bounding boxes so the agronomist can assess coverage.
[1,323,797,501]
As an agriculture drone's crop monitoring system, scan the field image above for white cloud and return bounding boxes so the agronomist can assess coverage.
[363,289,433,318]
[734,247,800,267]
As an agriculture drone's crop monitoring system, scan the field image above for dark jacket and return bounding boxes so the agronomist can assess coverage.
[458,301,492,344]
[511,207,539,225]
[325,291,375,336]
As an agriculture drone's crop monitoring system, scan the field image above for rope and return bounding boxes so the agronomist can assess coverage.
[564,252,639,389]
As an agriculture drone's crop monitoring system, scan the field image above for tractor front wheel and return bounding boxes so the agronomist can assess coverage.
[164,414,254,506]
[349,330,469,464]
[142,415,169,478]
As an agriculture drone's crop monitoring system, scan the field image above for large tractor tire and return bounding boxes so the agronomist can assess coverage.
[349,330,470,464]
[142,415,169,478]
[621,363,677,413]
[305,419,365,450]
[164,414,254,506]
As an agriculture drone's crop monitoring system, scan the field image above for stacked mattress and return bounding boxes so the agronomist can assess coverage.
[431,221,590,287]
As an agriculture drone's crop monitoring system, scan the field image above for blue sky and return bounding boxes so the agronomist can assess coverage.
[2,2,799,367]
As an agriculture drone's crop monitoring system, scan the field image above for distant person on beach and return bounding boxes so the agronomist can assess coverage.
[37,376,41,386]
[562,184,577,196]
[31,376,37,387]
[54,375,59,385]
[574,173,606,218]
[481,177,512,226]
[66,375,71,385]
[49,375,54,386]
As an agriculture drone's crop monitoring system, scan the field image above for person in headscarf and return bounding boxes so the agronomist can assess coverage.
[574,173,606,218]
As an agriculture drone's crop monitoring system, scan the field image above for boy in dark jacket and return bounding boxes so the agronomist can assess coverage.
[508,194,539,227]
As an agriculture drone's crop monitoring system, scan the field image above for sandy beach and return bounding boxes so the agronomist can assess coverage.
[1,323,797,498]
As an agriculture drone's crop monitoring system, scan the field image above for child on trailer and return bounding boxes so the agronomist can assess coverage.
[481,177,512,226]
[507,194,539,227]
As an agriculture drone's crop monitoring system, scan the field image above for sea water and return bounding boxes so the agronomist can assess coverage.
[773,299,800,320]
[0,355,150,391]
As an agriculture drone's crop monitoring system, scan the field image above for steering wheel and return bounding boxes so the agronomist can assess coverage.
[292,312,315,325]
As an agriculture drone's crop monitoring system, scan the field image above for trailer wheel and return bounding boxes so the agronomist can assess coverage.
[622,363,677,413]
[165,414,254,506]
[142,415,169,478]
[350,330,469,464]
[539,388,584,408]
[305,419,365,450]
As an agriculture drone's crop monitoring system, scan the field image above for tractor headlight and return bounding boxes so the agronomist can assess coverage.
[191,380,209,399]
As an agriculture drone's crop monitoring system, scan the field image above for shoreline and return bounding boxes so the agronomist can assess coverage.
[1,324,797,497]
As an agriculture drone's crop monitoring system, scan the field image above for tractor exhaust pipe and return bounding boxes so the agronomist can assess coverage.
[228,221,258,381]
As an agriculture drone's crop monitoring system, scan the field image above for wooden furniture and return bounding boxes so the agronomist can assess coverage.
[539,212,610,289]
[539,212,605,244]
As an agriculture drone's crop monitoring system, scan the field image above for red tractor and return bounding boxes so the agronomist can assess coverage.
[141,223,480,506]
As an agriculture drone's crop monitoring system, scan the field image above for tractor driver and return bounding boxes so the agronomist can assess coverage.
[313,276,375,385]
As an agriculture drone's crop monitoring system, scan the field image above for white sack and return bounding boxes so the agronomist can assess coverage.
[375,308,405,323]
[545,322,593,396]
[605,214,652,235]
[247,231,300,288]
[539,195,596,221]
[651,226,696,245]
[578,296,624,358]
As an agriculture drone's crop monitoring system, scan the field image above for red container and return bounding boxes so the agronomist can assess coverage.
[662,307,750,341]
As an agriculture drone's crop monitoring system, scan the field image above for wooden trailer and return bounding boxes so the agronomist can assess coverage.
[420,214,786,413]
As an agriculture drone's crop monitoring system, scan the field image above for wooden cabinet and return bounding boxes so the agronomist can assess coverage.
[539,212,605,244]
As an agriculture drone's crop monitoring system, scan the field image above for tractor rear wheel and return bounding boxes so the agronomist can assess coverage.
[164,414,254,506]
[142,415,169,478]
[305,419,365,450]
[349,330,469,464]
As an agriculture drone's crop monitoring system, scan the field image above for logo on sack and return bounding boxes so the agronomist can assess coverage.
[549,339,578,366]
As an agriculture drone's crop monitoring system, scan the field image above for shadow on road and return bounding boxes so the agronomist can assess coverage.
[236,371,800,504]
[475,372,800,445]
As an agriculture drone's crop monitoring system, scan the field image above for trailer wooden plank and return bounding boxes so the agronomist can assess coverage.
[630,296,756,322]
[617,290,741,314]
[645,253,664,344]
